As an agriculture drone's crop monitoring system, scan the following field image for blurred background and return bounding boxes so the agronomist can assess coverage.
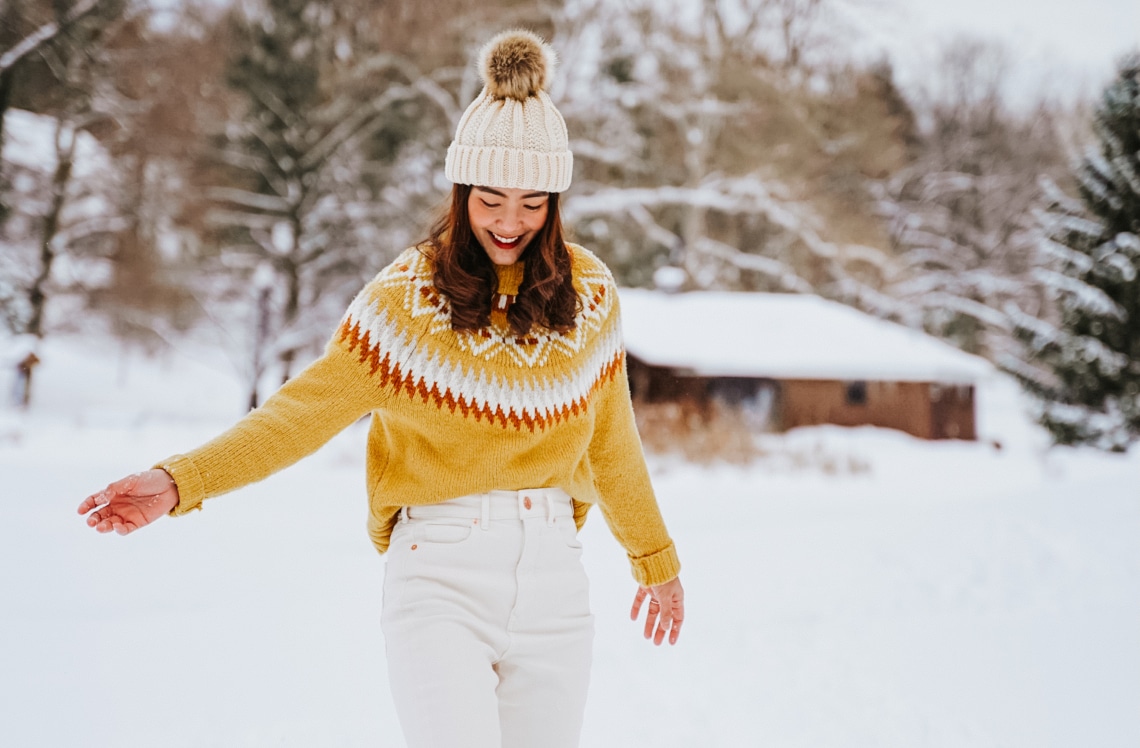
[1,0,1138,443]
[1,2,1138,746]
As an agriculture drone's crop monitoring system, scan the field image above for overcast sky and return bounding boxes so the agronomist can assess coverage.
[844,0,1139,103]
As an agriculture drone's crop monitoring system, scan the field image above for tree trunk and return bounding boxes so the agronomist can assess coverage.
[26,120,76,339]
[277,217,303,385]
[0,68,11,171]
[0,68,12,226]
[248,284,273,410]
[277,264,299,383]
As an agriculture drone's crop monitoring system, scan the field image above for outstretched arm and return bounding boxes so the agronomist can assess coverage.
[76,329,383,530]
[157,338,381,516]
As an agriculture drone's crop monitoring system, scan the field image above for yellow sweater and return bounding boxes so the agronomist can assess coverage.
[160,244,680,587]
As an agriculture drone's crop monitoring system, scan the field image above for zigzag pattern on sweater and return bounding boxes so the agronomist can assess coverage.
[337,246,624,431]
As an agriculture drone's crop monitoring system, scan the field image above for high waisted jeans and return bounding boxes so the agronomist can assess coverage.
[380,488,594,748]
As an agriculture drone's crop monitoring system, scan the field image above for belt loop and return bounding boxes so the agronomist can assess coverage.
[400,506,409,524]
[480,493,490,531]
[546,491,556,526]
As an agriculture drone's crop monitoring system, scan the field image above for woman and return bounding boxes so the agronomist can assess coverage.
[77,29,683,748]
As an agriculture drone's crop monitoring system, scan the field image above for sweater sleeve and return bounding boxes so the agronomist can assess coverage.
[587,299,681,588]
[159,332,381,516]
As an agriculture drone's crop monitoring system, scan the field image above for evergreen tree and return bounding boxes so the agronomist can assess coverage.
[1014,55,1140,449]
[192,0,461,408]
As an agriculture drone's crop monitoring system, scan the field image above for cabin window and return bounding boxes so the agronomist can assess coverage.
[845,381,867,406]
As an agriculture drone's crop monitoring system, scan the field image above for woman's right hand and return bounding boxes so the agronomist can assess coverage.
[77,469,180,535]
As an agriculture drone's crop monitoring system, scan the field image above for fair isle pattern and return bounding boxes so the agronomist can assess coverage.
[336,247,624,432]
[360,248,615,368]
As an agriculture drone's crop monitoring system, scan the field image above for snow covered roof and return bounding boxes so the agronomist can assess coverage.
[618,288,993,384]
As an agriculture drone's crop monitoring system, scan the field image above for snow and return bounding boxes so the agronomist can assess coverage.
[619,288,994,383]
[2,110,57,170]
[2,332,1138,747]
[1,109,107,176]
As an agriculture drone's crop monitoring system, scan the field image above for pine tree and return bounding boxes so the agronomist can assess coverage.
[1015,55,1140,449]
[192,0,461,408]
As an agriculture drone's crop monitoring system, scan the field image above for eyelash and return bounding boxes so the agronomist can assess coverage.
[480,200,543,211]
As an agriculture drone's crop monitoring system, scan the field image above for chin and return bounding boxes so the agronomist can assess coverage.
[480,235,529,265]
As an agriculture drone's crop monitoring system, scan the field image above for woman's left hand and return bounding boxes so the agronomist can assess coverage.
[631,576,684,646]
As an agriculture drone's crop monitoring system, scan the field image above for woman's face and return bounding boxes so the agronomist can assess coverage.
[466,186,549,266]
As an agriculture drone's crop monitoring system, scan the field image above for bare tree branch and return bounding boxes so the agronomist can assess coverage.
[0,0,106,74]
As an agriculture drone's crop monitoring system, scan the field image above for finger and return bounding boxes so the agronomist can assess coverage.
[101,473,140,500]
[653,605,673,646]
[87,507,111,527]
[643,599,660,639]
[79,472,142,515]
[669,616,683,645]
[94,506,123,531]
[630,587,649,620]
[77,490,110,514]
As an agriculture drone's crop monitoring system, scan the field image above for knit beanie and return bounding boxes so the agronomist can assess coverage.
[445,29,573,193]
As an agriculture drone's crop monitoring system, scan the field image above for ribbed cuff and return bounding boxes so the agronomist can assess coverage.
[445,143,572,193]
[156,454,207,516]
[629,542,681,587]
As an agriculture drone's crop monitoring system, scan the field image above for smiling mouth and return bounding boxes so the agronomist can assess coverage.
[491,233,522,249]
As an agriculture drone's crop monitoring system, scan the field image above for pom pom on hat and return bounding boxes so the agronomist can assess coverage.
[479,29,556,101]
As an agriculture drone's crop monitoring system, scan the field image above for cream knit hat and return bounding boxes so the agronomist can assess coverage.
[445,29,573,193]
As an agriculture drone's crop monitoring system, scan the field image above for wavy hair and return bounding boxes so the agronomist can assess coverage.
[425,184,578,336]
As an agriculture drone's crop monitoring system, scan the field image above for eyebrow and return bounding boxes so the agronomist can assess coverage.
[473,187,548,200]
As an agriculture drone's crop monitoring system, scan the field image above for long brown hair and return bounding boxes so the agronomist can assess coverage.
[426,184,578,336]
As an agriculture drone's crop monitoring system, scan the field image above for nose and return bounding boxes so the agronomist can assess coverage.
[498,204,525,232]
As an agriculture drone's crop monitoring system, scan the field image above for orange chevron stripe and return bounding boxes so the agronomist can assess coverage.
[338,320,621,432]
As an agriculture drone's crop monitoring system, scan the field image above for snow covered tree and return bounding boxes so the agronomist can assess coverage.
[555,0,901,302]
[0,0,106,156]
[0,1,143,405]
[881,39,1068,356]
[0,0,130,339]
[189,0,464,407]
[1010,55,1140,449]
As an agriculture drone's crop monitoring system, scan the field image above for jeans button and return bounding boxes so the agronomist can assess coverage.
[523,496,532,510]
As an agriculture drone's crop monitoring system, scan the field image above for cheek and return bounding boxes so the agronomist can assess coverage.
[467,193,490,226]
[467,202,486,228]
[528,207,548,231]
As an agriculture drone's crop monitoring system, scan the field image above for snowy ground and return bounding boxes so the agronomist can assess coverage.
[1,334,1138,747]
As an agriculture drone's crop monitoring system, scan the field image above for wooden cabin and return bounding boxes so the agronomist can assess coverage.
[618,289,990,441]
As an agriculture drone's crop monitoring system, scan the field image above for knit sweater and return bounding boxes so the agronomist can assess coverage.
[159,243,680,587]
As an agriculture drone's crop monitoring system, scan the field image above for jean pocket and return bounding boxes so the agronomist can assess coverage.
[416,519,474,545]
[556,517,584,550]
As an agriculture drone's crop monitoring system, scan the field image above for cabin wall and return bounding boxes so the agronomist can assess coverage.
[930,383,976,440]
[781,380,934,438]
[628,356,977,441]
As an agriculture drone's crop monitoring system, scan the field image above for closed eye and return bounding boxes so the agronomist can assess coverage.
[524,204,544,212]
[480,200,501,208]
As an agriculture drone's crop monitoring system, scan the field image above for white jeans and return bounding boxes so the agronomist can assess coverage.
[381,488,594,748]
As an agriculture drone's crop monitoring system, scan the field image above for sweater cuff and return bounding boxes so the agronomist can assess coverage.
[156,454,207,516]
[629,542,681,587]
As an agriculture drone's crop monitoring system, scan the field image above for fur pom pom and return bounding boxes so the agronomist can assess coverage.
[479,29,555,101]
